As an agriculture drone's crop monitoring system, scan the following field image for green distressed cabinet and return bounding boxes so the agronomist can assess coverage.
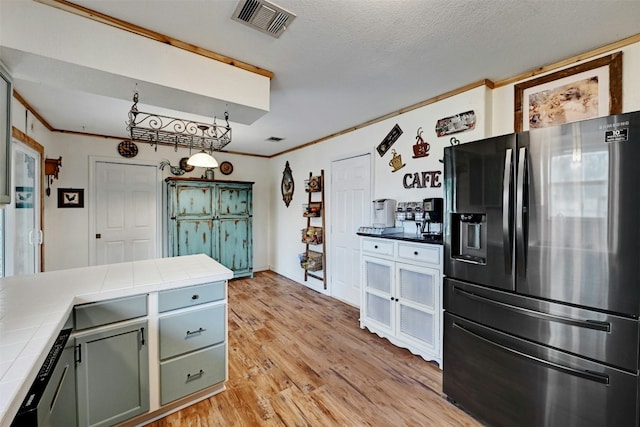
[166,178,254,278]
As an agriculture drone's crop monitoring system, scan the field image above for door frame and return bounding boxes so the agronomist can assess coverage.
[329,149,374,302]
[88,156,162,266]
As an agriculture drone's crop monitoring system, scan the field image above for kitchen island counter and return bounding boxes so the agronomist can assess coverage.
[0,254,232,427]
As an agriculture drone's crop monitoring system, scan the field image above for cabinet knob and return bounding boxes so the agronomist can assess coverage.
[192,294,200,300]
[374,245,378,249]
[414,251,419,256]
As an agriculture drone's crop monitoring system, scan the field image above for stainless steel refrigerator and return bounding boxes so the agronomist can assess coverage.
[443,111,640,427]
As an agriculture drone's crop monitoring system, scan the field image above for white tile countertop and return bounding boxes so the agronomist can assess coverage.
[0,254,233,427]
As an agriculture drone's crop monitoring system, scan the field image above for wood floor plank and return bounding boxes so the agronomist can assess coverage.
[147,271,482,426]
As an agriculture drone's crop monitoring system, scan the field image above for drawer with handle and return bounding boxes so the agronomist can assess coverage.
[397,242,441,266]
[159,304,225,360]
[160,343,226,405]
[158,281,225,313]
[361,238,394,256]
[74,294,147,330]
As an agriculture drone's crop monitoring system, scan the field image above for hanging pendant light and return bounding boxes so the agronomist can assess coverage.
[187,150,219,168]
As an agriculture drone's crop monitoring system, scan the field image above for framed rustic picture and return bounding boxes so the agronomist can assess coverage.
[58,188,84,208]
[514,52,622,132]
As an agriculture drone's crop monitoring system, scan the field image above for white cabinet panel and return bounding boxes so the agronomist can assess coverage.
[360,237,443,365]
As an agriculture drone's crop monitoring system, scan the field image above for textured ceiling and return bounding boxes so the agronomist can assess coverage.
[4,0,640,157]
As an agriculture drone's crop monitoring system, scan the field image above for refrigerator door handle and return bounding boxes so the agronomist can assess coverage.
[453,286,611,332]
[516,146,528,275]
[502,148,513,273]
[452,320,611,385]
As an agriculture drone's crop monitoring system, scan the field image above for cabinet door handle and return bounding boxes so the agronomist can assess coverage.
[186,327,206,336]
[140,327,146,345]
[186,369,205,381]
[191,294,200,300]
[76,344,82,364]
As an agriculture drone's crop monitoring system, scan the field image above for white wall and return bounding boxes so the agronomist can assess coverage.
[269,85,490,295]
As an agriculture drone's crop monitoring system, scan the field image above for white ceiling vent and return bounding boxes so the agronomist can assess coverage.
[232,0,296,38]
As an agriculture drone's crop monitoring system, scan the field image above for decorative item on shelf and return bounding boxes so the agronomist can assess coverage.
[304,175,322,192]
[281,161,294,207]
[299,250,323,271]
[219,161,234,175]
[159,160,186,176]
[303,202,322,217]
[204,168,215,180]
[301,226,323,245]
[117,140,138,158]
[44,156,62,197]
[58,188,84,208]
[125,89,231,162]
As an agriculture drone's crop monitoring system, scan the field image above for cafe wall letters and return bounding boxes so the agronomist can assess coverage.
[403,170,442,189]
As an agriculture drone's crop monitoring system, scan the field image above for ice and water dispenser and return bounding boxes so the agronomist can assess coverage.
[451,213,487,264]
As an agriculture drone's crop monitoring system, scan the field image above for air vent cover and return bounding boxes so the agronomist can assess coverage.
[266,136,284,142]
[232,0,296,38]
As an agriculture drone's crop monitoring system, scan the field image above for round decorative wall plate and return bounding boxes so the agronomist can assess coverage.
[219,161,234,175]
[179,157,195,172]
[117,140,138,158]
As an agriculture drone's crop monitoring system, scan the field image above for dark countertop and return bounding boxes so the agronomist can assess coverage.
[357,232,443,245]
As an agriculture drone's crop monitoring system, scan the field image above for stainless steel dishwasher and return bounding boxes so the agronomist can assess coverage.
[11,327,77,427]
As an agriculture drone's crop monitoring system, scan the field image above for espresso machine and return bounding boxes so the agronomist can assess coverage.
[421,197,443,237]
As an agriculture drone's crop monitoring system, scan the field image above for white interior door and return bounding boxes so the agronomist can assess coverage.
[330,153,371,306]
[94,161,159,265]
[5,141,41,276]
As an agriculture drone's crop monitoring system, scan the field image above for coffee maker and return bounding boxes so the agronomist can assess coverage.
[421,197,443,236]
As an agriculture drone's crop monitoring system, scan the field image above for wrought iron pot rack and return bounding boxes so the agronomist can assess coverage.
[126,91,232,152]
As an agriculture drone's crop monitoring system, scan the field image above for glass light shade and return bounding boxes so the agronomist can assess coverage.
[187,151,219,168]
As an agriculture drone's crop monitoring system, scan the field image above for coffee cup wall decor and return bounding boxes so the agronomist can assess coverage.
[388,149,406,172]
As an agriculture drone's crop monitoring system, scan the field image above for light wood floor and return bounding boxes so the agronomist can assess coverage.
[148,271,482,426]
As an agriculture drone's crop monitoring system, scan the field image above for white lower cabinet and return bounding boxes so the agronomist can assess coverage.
[360,237,443,365]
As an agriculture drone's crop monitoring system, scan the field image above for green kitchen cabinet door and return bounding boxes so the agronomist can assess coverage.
[216,183,253,277]
[217,216,253,278]
[216,183,252,216]
[172,218,218,260]
[171,182,213,219]
[75,320,149,427]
